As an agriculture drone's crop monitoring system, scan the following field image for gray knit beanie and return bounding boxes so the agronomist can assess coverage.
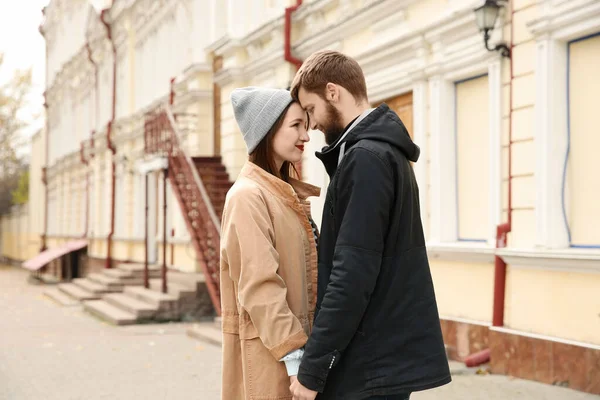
[230,87,294,154]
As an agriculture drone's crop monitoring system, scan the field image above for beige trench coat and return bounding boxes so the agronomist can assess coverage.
[220,161,320,400]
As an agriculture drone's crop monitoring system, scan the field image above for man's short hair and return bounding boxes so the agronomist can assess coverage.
[290,50,368,102]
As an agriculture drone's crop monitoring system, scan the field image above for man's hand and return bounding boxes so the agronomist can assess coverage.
[289,376,317,400]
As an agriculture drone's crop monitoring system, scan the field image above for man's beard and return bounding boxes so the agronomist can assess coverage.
[322,101,346,145]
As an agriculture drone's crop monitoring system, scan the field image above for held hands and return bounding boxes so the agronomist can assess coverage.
[290,376,317,400]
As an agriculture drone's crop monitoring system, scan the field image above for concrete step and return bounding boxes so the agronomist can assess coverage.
[117,263,161,273]
[150,279,195,297]
[106,266,162,279]
[72,278,113,295]
[165,271,205,290]
[103,293,158,319]
[87,273,122,286]
[83,300,137,325]
[88,273,144,288]
[43,288,80,306]
[187,322,222,346]
[124,286,178,308]
[102,268,135,279]
[58,283,99,301]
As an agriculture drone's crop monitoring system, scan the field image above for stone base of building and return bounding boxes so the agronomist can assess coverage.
[0,256,25,267]
[440,318,600,395]
[489,328,600,394]
[440,318,490,361]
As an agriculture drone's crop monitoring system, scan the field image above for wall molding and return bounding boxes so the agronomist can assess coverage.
[497,248,600,274]
[528,0,600,42]
[427,242,496,263]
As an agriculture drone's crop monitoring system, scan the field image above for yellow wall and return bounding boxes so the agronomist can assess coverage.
[129,241,146,263]
[430,260,494,323]
[0,207,33,262]
[0,130,47,263]
[112,240,130,262]
[505,3,537,249]
[567,34,600,246]
[505,267,600,345]
[406,0,448,29]
[220,82,249,180]
[343,29,374,57]
[171,242,198,273]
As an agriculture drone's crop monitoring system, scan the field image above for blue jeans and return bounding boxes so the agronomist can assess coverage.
[367,395,411,400]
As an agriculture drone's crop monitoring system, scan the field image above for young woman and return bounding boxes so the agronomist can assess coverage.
[220,87,320,399]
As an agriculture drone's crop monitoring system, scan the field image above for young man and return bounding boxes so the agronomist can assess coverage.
[288,50,451,400]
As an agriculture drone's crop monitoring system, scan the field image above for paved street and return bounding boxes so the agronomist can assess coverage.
[1,264,598,400]
[0,265,220,400]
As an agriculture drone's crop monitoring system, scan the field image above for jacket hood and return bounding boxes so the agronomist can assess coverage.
[316,104,420,176]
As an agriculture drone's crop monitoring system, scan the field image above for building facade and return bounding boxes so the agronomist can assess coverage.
[3,0,599,393]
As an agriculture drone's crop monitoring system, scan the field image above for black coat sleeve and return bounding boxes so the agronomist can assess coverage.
[297,147,395,392]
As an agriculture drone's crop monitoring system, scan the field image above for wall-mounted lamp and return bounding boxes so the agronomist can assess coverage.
[474,0,510,58]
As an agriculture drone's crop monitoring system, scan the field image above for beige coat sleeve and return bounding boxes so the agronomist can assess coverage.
[221,187,308,360]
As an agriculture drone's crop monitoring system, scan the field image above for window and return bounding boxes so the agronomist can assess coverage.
[455,75,490,242]
[429,61,502,246]
[88,175,95,238]
[531,0,600,250]
[133,174,145,239]
[565,33,600,248]
[114,171,125,237]
[81,174,87,236]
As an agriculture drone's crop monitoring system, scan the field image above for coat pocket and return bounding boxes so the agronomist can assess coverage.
[241,337,292,399]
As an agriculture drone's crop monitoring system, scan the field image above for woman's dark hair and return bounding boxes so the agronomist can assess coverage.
[249,102,299,182]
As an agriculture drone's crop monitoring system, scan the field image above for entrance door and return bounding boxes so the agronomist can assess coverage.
[380,92,413,138]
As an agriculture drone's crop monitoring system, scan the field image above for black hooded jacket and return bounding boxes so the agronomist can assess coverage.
[297,104,451,399]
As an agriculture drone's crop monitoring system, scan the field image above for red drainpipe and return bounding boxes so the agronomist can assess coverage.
[41,93,49,252]
[492,0,515,329]
[39,8,49,252]
[284,0,303,70]
[101,8,117,269]
[284,0,303,178]
[465,0,515,368]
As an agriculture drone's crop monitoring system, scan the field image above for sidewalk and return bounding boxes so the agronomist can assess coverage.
[0,265,221,400]
[1,264,598,400]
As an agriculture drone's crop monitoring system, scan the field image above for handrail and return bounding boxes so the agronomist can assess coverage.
[163,105,221,234]
[145,102,223,314]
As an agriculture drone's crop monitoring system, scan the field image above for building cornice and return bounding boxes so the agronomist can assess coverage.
[46,47,97,103]
[294,0,418,59]
[527,0,600,41]
[129,0,178,48]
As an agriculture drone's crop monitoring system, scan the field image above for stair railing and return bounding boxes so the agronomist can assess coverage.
[144,103,222,315]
